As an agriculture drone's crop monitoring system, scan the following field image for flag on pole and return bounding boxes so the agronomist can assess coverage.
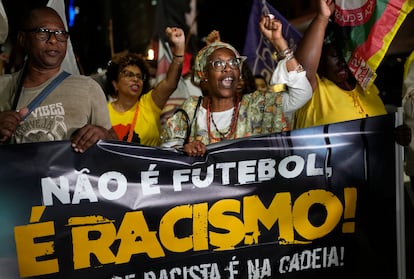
[242,0,302,83]
[47,0,80,75]
[0,0,8,44]
[334,0,414,90]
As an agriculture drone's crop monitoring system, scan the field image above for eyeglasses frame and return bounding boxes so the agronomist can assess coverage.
[120,70,146,81]
[208,57,243,72]
[22,28,69,42]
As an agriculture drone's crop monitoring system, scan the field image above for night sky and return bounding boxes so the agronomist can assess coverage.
[1,0,303,75]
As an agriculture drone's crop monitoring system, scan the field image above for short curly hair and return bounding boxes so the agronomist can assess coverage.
[106,51,151,99]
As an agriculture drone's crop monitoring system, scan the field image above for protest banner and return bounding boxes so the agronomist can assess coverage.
[0,114,404,278]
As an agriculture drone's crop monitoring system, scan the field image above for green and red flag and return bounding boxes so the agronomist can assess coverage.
[334,0,414,90]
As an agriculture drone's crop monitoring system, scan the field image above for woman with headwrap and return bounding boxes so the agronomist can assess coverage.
[161,15,312,156]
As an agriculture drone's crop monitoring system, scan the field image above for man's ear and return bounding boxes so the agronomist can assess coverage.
[16,31,26,48]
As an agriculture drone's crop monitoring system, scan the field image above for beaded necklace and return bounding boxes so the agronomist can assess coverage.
[206,96,240,141]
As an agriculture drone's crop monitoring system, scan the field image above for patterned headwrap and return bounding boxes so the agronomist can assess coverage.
[193,41,246,85]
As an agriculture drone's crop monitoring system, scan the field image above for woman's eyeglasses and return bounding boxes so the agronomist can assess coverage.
[208,58,242,72]
[23,28,69,42]
[120,70,146,81]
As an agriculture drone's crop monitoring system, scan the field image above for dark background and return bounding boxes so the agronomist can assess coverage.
[1,0,317,75]
[1,1,414,276]
[2,0,414,107]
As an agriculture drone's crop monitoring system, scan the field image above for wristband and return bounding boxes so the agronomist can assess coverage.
[272,48,293,61]
[172,59,183,65]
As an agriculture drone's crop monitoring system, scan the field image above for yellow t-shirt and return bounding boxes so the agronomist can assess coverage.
[108,90,162,146]
[294,75,387,129]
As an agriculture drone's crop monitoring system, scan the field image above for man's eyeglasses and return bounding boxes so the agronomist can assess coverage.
[23,28,69,42]
[208,58,242,72]
[120,70,146,81]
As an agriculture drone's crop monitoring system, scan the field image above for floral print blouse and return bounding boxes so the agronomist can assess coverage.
[161,90,288,148]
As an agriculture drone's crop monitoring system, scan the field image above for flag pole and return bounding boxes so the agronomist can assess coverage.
[108,18,114,57]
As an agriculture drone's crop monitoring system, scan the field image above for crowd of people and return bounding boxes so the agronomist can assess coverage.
[0,2,413,277]
[0,0,412,157]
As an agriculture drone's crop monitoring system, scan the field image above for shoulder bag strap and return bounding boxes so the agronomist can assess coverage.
[22,71,71,121]
[172,96,203,144]
[189,96,202,127]
[185,96,202,144]
[12,61,28,110]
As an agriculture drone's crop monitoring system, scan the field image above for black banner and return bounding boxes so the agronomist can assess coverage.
[0,114,400,278]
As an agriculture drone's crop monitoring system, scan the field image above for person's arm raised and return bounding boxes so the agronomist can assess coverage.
[294,0,335,90]
[259,15,301,73]
[151,27,186,108]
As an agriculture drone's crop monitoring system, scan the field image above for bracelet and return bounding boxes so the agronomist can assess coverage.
[285,52,294,61]
[172,59,183,66]
[173,53,185,58]
[272,48,293,61]
[280,48,293,59]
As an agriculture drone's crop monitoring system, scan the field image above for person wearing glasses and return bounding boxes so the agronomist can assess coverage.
[105,27,185,146]
[160,15,312,156]
[205,29,257,97]
[0,7,116,152]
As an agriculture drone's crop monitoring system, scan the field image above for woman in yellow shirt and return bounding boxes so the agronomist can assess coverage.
[106,27,185,146]
[293,0,386,129]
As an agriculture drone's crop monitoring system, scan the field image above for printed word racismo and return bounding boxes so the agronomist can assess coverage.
[14,188,355,277]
